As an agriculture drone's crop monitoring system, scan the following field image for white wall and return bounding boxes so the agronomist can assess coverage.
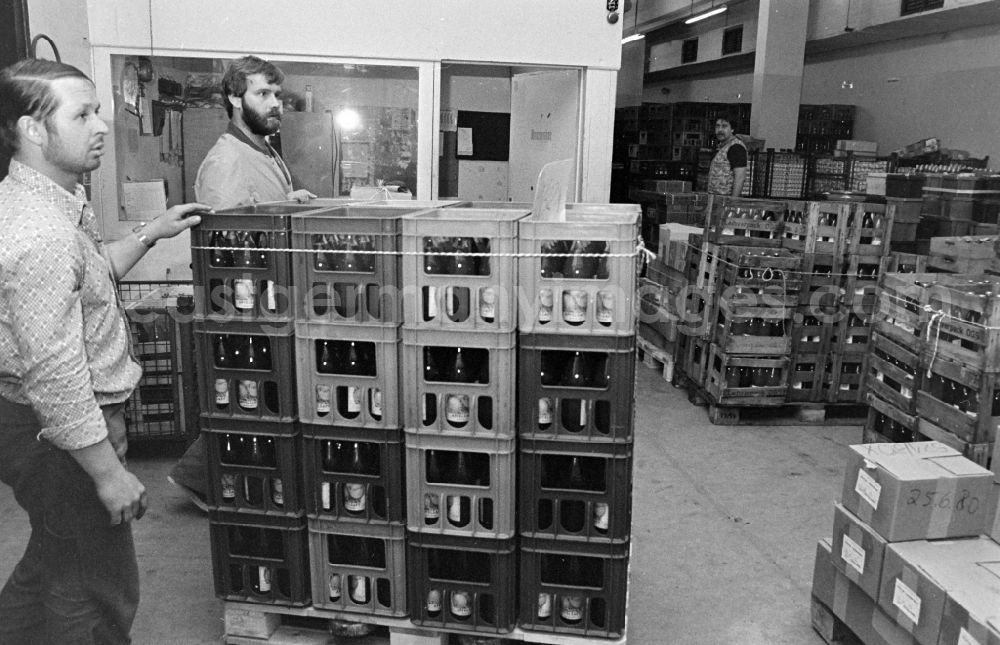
[644,71,754,104]
[26,0,91,74]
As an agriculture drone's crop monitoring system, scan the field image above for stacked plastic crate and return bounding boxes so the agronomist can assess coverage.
[401,208,528,637]
[193,202,323,608]
[516,205,639,639]
[290,203,428,618]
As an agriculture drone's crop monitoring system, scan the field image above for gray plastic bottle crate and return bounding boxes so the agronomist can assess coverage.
[294,321,401,429]
[517,206,640,336]
[518,537,629,639]
[203,417,302,517]
[194,319,297,423]
[518,333,636,443]
[192,202,334,323]
[308,519,407,617]
[404,430,516,540]
[407,533,517,635]
[518,438,633,545]
[401,207,529,332]
[291,205,431,326]
[401,327,516,439]
[209,510,310,606]
[301,425,405,525]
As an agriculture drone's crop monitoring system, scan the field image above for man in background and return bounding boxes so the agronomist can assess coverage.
[170,55,314,505]
[0,58,206,644]
[706,114,748,197]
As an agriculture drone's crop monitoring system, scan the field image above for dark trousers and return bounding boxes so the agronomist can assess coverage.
[0,397,139,645]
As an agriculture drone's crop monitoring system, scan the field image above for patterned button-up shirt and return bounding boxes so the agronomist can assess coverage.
[0,160,141,450]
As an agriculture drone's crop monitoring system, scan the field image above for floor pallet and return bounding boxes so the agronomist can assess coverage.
[636,335,675,383]
[223,602,628,645]
[810,595,865,645]
[672,372,868,427]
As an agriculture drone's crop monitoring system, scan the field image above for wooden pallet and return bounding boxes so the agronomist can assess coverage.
[810,596,865,645]
[676,373,867,426]
[636,334,675,383]
[223,603,628,645]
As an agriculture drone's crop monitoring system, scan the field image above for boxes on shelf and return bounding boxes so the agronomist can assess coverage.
[716,246,804,297]
[787,353,828,403]
[517,333,635,443]
[203,417,302,516]
[871,272,935,352]
[840,442,995,542]
[703,344,790,406]
[915,353,999,447]
[843,201,893,257]
[518,537,629,640]
[798,254,845,308]
[836,140,878,156]
[790,308,835,355]
[927,235,999,274]
[704,196,786,247]
[294,322,400,429]
[209,511,310,606]
[404,430,515,539]
[823,350,867,403]
[194,319,297,423]
[402,207,528,332]
[401,328,516,439]
[301,425,405,524]
[657,222,703,272]
[307,519,407,616]
[781,200,851,256]
[885,173,926,199]
[517,205,640,336]
[862,392,921,444]
[518,438,632,544]
[923,276,1000,371]
[406,533,517,635]
[864,332,920,415]
[882,252,929,275]
[711,304,794,356]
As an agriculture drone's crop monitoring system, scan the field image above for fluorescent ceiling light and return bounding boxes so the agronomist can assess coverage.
[684,4,727,24]
[621,33,645,44]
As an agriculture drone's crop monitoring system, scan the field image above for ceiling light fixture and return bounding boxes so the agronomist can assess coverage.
[685,4,727,24]
[622,33,645,44]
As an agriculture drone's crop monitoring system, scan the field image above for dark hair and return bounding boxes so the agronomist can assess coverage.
[715,114,738,128]
[221,55,284,118]
[0,59,91,157]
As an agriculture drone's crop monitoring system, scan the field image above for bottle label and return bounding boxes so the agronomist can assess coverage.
[370,389,383,417]
[344,483,367,512]
[316,384,331,415]
[328,573,342,600]
[258,566,271,593]
[479,287,497,321]
[537,593,553,619]
[538,398,553,425]
[563,290,588,323]
[347,386,362,414]
[321,481,331,510]
[424,494,440,521]
[560,595,584,622]
[234,279,255,310]
[538,289,553,323]
[271,478,283,506]
[445,394,470,424]
[238,380,258,410]
[596,291,614,324]
[426,589,442,613]
[221,474,236,500]
[593,502,609,531]
[215,379,230,405]
[447,496,463,523]
[349,575,367,603]
[450,590,472,617]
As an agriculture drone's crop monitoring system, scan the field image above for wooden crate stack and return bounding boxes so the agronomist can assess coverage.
[863,271,1000,469]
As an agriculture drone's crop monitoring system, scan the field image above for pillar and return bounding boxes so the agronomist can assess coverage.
[750,0,809,150]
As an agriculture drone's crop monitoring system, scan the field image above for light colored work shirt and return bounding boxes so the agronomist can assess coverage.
[0,160,140,450]
[194,123,293,209]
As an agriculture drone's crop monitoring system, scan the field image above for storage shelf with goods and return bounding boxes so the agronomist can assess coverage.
[294,321,401,429]
[863,331,921,415]
[787,353,828,404]
[927,234,1000,274]
[703,343,790,407]
[203,417,303,517]
[821,349,867,405]
[518,537,629,640]
[210,510,310,607]
[921,274,1000,371]
[915,353,1000,451]
[192,202,333,323]
[402,207,529,332]
[291,204,428,326]
[301,425,405,525]
[518,438,632,546]
[517,333,636,445]
[406,533,518,635]
[307,519,406,617]
[711,303,795,356]
[401,328,516,439]
[702,196,787,248]
[780,200,852,256]
[403,430,516,540]
[842,201,894,258]
[841,254,884,313]
[517,205,641,336]
[194,319,297,423]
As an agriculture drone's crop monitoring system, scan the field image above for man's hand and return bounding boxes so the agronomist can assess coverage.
[94,468,148,525]
[288,189,317,203]
[147,203,212,242]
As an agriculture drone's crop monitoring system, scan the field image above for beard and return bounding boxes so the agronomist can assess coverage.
[43,121,101,176]
[241,97,281,136]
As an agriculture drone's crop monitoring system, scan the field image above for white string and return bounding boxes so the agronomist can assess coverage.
[877,291,1000,331]
[190,242,651,260]
[670,238,882,279]
[924,309,945,378]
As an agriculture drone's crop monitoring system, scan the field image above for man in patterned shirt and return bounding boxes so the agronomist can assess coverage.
[0,59,208,644]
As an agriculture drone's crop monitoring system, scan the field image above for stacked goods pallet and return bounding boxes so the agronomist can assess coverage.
[192,202,332,608]
[633,190,708,248]
[516,205,639,639]
[401,207,527,637]
[919,173,1000,239]
[927,235,999,274]
[810,442,998,645]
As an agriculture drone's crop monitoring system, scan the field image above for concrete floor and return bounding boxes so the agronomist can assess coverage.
[0,364,860,644]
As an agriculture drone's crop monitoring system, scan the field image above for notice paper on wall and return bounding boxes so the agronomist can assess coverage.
[457,127,474,156]
[122,180,167,222]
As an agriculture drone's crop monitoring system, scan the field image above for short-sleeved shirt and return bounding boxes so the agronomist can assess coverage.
[195,123,293,209]
[727,144,748,169]
[0,160,140,450]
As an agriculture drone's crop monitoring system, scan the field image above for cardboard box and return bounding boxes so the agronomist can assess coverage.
[832,503,888,600]
[658,222,702,271]
[938,559,1000,645]
[878,537,1000,645]
[838,139,879,155]
[841,442,995,542]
